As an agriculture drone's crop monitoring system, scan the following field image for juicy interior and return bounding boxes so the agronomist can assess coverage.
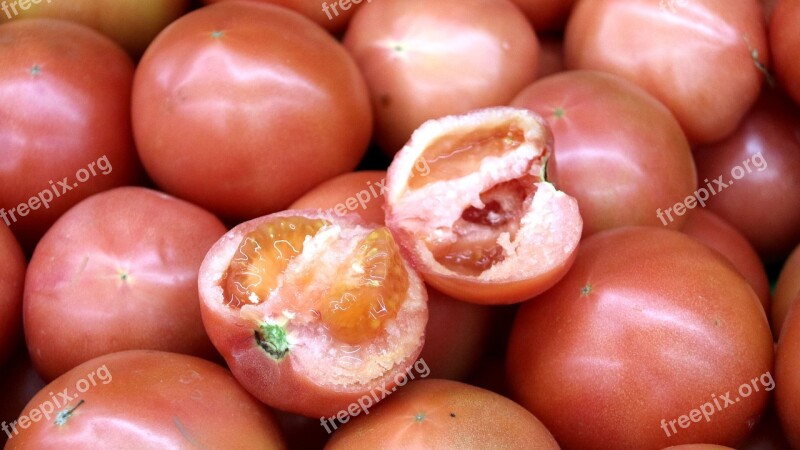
[223,217,409,345]
[409,121,540,276]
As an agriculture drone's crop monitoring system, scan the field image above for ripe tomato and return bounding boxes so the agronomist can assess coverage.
[199,210,427,417]
[770,0,800,105]
[132,2,372,220]
[775,297,800,448]
[0,351,46,448]
[682,209,771,313]
[0,0,190,56]
[509,0,577,31]
[693,90,800,263]
[508,227,773,449]
[773,244,800,337]
[289,171,388,225]
[4,350,287,448]
[325,379,559,449]
[24,187,226,381]
[0,19,141,251]
[565,0,769,144]
[202,0,361,34]
[0,225,25,365]
[511,70,696,235]
[343,0,539,155]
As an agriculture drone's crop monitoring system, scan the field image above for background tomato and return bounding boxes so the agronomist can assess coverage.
[775,298,800,448]
[0,19,141,251]
[133,2,372,220]
[0,225,25,365]
[770,0,800,105]
[289,171,387,225]
[0,350,45,448]
[5,350,287,448]
[508,227,773,449]
[773,244,800,338]
[202,0,361,34]
[565,0,768,144]
[24,187,226,381]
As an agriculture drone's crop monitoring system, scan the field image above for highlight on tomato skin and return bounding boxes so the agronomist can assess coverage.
[198,209,428,418]
[384,107,582,305]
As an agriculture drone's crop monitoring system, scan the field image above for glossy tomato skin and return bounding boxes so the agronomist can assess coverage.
[682,209,771,312]
[773,244,800,337]
[511,70,696,235]
[0,19,141,251]
[289,171,387,225]
[24,187,226,381]
[325,379,560,449]
[776,298,800,448]
[5,350,287,449]
[508,227,773,449]
[693,90,800,263]
[343,0,539,155]
[0,0,190,56]
[509,0,577,31]
[770,0,800,105]
[133,2,372,220]
[0,225,25,365]
[565,0,768,144]
[202,0,361,33]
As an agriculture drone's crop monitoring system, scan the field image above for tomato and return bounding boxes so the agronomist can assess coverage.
[739,403,792,450]
[0,0,190,56]
[0,18,141,251]
[693,90,800,263]
[511,70,696,235]
[509,0,577,31]
[325,379,559,449]
[0,225,25,365]
[289,171,387,225]
[24,187,226,381]
[770,0,800,105]
[4,350,287,448]
[507,227,773,449]
[565,0,769,144]
[0,351,45,448]
[198,210,427,417]
[775,296,800,448]
[773,244,800,338]
[343,0,539,155]
[385,107,582,304]
[202,0,361,34]
[661,446,735,450]
[682,209,771,313]
[132,2,372,220]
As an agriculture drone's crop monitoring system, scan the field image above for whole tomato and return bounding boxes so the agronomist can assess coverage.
[773,244,800,338]
[775,297,800,448]
[508,227,773,449]
[0,19,141,251]
[133,2,372,220]
[565,0,769,144]
[770,0,800,105]
[202,0,361,34]
[0,225,25,365]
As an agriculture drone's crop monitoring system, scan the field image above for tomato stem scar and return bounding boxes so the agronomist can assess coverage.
[55,399,85,426]
[255,323,290,360]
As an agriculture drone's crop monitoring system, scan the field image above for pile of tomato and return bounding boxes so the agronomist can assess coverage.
[1,0,799,449]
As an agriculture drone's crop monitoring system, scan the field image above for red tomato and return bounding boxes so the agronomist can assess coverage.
[343,0,539,155]
[325,379,560,449]
[0,225,25,365]
[0,351,45,448]
[289,171,388,225]
[770,0,800,105]
[0,19,141,251]
[511,70,696,235]
[202,0,361,34]
[661,446,735,450]
[509,0,577,31]
[565,0,769,144]
[775,297,800,448]
[132,2,372,220]
[507,227,773,449]
[773,244,800,338]
[682,209,771,313]
[24,187,226,381]
[738,403,792,450]
[4,350,287,448]
[693,90,800,263]
[0,0,190,56]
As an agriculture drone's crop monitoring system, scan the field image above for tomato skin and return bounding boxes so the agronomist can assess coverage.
[203,0,361,33]
[5,350,287,449]
[511,70,696,236]
[565,0,768,144]
[132,2,372,220]
[0,19,141,251]
[0,225,25,365]
[773,244,800,338]
[693,90,800,263]
[770,0,800,105]
[507,227,773,449]
[681,209,771,313]
[776,297,800,448]
[343,0,539,155]
[325,379,560,449]
[24,187,226,381]
[289,171,387,225]
[0,0,190,56]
